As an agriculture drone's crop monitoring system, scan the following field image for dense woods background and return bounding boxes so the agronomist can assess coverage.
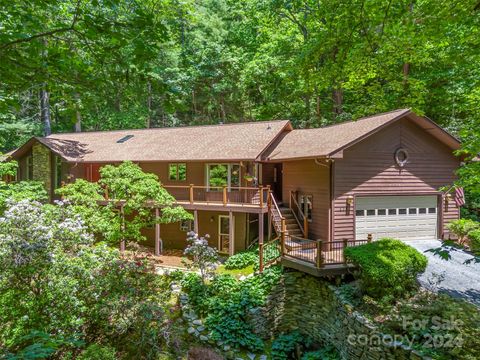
[0,0,479,152]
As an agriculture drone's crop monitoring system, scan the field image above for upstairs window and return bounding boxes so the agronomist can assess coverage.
[207,164,240,191]
[169,163,186,181]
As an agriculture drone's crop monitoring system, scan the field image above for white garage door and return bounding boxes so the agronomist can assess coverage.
[355,196,438,240]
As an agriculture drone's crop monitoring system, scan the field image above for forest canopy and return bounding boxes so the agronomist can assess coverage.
[0,0,479,154]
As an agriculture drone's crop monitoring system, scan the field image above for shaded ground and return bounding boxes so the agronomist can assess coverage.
[123,246,189,268]
[404,239,480,306]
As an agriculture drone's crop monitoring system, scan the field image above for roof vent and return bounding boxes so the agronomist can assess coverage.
[117,134,134,143]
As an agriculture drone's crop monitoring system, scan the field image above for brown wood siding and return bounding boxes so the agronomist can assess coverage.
[333,117,460,241]
[282,159,330,241]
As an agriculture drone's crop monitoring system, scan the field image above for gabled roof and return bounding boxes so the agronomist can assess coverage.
[10,120,292,163]
[266,109,461,161]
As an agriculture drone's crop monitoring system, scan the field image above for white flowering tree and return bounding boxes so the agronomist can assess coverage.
[183,232,218,283]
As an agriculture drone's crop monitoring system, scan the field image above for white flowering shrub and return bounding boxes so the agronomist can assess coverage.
[183,232,218,283]
[0,200,173,358]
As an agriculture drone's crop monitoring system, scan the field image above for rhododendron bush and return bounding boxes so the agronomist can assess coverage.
[0,200,175,358]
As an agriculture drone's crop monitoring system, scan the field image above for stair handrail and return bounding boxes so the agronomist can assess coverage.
[289,191,306,237]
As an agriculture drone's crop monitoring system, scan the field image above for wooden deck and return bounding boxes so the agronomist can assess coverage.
[281,256,356,277]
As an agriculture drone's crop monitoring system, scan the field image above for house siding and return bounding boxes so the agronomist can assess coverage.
[282,159,330,241]
[333,117,460,241]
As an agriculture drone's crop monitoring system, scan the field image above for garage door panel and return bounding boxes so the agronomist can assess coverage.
[355,196,438,240]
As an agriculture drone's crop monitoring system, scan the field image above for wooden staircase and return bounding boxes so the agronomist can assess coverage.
[268,193,313,251]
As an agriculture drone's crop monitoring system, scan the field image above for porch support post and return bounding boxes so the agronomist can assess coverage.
[229,211,234,256]
[259,212,264,272]
[120,204,125,253]
[155,208,161,256]
[194,210,199,234]
[267,186,272,240]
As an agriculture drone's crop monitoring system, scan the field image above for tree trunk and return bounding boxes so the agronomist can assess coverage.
[74,92,82,132]
[40,85,52,136]
[316,94,322,122]
[332,87,343,118]
[146,81,152,128]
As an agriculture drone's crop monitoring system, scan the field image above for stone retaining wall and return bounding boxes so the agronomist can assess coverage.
[247,271,429,360]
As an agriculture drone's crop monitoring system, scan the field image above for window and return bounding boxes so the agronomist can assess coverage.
[299,194,313,221]
[428,207,437,214]
[419,208,427,214]
[356,210,365,217]
[26,155,33,180]
[169,163,186,181]
[218,215,230,253]
[54,156,62,189]
[388,209,397,215]
[409,208,417,215]
[366,209,375,216]
[377,209,386,215]
[207,164,240,191]
[399,208,407,215]
[180,219,192,232]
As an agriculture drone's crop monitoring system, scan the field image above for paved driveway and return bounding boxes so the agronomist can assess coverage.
[403,239,480,306]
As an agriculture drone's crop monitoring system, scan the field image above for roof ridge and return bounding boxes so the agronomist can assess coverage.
[291,108,410,132]
[45,119,290,138]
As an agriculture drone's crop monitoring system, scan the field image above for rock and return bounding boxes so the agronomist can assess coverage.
[223,345,231,352]
[192,319,203,325]
[187,327,195,334]
[259,355,267,360]
[247,353,255,359]
[199,335,209,342]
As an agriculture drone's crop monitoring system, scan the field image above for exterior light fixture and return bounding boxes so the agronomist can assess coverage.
[346,195,354,206]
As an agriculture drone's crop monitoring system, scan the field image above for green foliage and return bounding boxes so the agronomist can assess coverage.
[344,238,428,302]
[57,162,192,244]
[77,344,117,360]
[270,331,304,360]
[224,249,258,270]
[447,219,479,244]
[0,181,48,214]
[301,346,340,360]
[0,200,175,358]
[380,292,480,360]
[181,266,283,352]
[0,160,17,177]
[468,229,480,255]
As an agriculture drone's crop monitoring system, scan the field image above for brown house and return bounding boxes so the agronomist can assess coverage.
[8,109,461,270]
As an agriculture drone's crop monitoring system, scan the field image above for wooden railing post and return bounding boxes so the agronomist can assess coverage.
[367,233,372,243]
[281,217,286,255]
[259,243,264,273]
[316,240,323,268]
[259,185,264,208]
[222,186,227,206]
[267,185,271,210]
[303,216,308,238]
[343,238,348,264]
[289,190,292,208]
[189,184,194,204]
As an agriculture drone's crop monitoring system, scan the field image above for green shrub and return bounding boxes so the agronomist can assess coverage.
[224,250,258,269]
[77,344,116,360]
[271,331,304,360]
[301,346,340,360]
[344,238,427,301]
[447,219,479,244]
[181,266,283,352]
[468,229,480,255]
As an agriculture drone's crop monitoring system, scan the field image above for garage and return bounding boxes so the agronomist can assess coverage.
[355,195,439,240]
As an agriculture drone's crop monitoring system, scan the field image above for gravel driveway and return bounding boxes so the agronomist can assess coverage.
[403,239,480,306]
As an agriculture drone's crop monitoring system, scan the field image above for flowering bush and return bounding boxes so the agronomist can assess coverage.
[183,232,218,283]
[0,200,175,358]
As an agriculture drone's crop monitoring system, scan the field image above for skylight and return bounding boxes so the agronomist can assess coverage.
[116,135,134,143]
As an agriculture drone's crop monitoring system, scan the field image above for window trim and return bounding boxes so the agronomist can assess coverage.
[169,163,187,182]
[179,219,192,232]
[206,163,241,191]
[218,215,230,253]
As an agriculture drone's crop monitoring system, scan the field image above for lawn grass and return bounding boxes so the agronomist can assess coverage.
[216,264,255,277]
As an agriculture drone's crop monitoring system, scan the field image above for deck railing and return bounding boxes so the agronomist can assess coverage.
[163,185,269,208]
[281,235,372,268]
